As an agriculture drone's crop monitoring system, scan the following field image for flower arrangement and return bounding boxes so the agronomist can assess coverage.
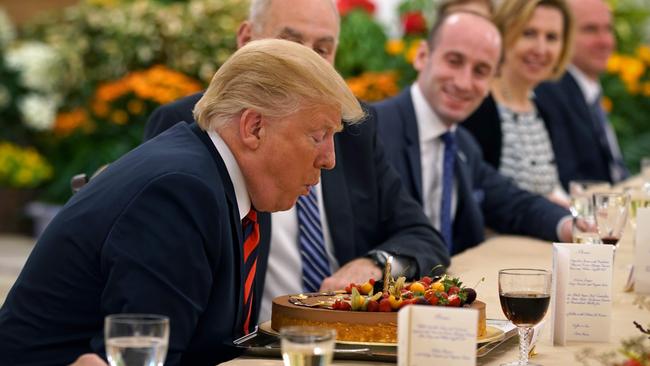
[0,141,52,189]
[576,322,650,366]
[603,44,650,173]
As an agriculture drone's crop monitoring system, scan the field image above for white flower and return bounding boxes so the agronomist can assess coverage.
[5,41,62,93]
[0,84,10,109]
[0,8,15,48]
[18,94,59,131]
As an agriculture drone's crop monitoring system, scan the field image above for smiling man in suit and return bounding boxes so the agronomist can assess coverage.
[536,0,629,183]
[371,11,574,255]
[0,39,364,366]
[144,0,449,322]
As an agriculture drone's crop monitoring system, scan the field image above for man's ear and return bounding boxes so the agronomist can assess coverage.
[413,40,430,72]
[237,21,253,48]
[239,109,264,150]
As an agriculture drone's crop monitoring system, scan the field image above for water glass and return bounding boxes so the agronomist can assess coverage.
[626,186,650,230]
[498,269,551,366]
[593,192,629,246]
[105,314,169,366]
[280,326,336,366]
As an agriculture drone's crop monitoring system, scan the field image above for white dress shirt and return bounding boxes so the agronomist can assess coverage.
[411,83,458,231]
[259,183,338,322]
[207,131,250,220]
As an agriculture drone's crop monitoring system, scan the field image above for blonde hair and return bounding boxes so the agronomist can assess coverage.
[193,39,364,131]
[493,0,574,79]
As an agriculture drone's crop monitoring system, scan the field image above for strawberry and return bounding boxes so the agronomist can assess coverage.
[428,294,439,306]
[369,278,376,285]
[339,301,351,311]
[378,298,392,312]
[448,286,460,295]
[420,276,433,286]
[447,294,461,307]
[367,300,380,312]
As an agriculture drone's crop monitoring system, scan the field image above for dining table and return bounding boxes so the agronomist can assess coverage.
[220,183,650,366]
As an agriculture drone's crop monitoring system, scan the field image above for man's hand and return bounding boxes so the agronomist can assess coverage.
[558,217,574,242]
[319,258,382,292]
[69,354,107,366]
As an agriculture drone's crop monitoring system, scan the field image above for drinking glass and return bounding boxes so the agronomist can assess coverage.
[642,157,650,191]
[626,187,650,230]
[280,326,336,366]
[593,192,629,246]
[568,181,609,242]
[105,314,169,366]
[498,269,551,366]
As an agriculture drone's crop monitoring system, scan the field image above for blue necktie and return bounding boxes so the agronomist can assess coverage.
[440,131,456,253]
[296,189,330,292]
[589,96,629,182]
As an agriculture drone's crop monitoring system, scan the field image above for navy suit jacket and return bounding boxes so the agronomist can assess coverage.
[535,72,614,183]
[461,93,581,191]
[0,123,271,366]
[144,93,449,277]
[371,88,570,255]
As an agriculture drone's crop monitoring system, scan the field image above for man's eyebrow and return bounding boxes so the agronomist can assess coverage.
[278,27,336,44]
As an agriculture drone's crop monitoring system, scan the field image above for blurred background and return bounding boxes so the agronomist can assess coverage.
[0,0,649,238]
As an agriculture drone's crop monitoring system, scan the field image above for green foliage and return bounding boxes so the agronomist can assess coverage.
[335,10,390,78]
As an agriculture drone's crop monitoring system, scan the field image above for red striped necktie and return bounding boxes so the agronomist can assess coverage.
[241,209,260,335]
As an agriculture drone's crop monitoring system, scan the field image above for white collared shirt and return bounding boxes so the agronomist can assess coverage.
[568,65,601,105]
[411,83,458,231]
[207,130,250,220]
[261,184,338,323]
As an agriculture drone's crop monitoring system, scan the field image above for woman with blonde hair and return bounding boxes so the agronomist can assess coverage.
[462,0,574,206]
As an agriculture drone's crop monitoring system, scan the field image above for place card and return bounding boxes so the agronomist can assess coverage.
[635,207,650,294]
[551,243,614,345]
[398,305,477,366]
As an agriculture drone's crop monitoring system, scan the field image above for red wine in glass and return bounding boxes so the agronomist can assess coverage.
[499,291,550,327]
[600,236,619,245]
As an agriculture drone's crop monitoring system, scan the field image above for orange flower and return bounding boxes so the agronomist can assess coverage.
[345,71,398,102]
[127,99,145,115]
[110,110,129,125]
[636,45,650,64]
[606,53,622,74]
[406,40,422,64]
[54,108,89,136]
[601,96,613,113]
[385,39,405,56]
[643,81,650,97]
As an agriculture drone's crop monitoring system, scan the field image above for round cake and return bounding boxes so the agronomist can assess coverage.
[271,294,487,343]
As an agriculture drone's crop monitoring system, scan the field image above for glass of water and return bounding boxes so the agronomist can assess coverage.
[105,314,169,366]
[280,326,336,366]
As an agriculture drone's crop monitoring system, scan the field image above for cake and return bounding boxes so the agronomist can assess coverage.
[271,275,487,344]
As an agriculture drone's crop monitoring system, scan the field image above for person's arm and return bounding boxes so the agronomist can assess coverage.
[93,173,221,365]
[69,354,107,366]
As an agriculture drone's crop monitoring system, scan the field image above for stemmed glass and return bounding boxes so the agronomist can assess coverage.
[593,192,629,246]
[499,269,551,366]
[641,157,650,191]
[568,181,609,243]
[105,314,169,366]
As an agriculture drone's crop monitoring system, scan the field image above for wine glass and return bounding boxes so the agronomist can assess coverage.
[626,187,650,230]
[498,269,551,366]
[593,192,629,246]
[105,314,169,366]
[641,157,650,191]
[568,180,609,242]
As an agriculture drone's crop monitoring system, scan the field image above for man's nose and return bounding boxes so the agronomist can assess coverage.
[316,136,336,170]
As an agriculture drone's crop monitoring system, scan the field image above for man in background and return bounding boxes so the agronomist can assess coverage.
[372,11,574,255]
[144,0,449,322]
[536,0,629,183]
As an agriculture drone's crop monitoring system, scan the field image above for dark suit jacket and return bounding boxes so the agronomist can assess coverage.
[461,93,581,191]
[0,123,271,366]
[372,88,570,255]
[535,72,614,183]
[144,93,449,277]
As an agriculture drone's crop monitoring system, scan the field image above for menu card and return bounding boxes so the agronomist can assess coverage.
[635,208,650,294]
[398,305,477,366]
[551,243,614,345]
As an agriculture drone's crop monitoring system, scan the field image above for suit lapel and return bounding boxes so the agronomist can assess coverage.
[397,90,424,202]
[321,135,355,264]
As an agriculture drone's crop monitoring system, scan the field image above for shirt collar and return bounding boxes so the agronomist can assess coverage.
[568,64,602,105]
[207,130,251,220]
[411,83,456,144]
